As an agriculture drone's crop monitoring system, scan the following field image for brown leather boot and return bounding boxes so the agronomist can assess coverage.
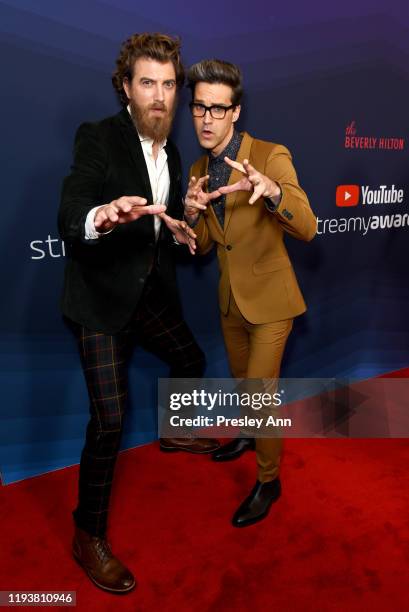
[73,527,135,594]
[159,437,220,453]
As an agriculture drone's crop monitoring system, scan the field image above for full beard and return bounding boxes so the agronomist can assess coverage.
[129,99,176,142]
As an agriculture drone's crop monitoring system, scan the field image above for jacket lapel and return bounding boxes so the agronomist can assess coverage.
[191,155,224,242]
[164,142,180,217]
[116,109,154,204]
[224,132,252,235]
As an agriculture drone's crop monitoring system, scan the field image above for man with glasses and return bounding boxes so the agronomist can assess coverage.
[184,59,317,528]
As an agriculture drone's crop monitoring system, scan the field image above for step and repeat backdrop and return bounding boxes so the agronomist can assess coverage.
[1,0,408,483]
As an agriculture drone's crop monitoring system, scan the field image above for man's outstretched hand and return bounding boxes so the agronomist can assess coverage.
[183,175,221,223]
[218,157,281,205]
[159,212,197,255]
[94,196,166,232]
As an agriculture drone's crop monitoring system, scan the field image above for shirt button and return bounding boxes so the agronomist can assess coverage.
[226,244,232,251]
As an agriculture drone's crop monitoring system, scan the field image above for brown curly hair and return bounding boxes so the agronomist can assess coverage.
[112,32,185,106]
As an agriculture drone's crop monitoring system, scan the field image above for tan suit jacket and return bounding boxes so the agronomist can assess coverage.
[189,131,317,323]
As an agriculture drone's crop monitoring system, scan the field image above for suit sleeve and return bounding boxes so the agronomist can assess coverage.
[58,123,108,244]
[264,145,317,242]
[187,164,215,255]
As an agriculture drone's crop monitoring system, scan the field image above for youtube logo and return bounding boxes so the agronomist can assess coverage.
[336,185,360,207]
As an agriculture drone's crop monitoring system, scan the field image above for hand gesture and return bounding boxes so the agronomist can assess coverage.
[159,212,197,255]
[94,196,166,232]
[218,157,281,205]
[184,175,221,222]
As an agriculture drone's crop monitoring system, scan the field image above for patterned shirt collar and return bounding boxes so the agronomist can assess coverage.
[208,129,242,166]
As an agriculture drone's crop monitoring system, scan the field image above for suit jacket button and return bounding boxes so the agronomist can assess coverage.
[139,277,145,284]
[226,244,232,251]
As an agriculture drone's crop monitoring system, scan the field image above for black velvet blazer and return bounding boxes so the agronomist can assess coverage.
[58,108,183,333]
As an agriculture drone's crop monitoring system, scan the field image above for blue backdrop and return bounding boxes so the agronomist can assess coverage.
[1,0,408,483]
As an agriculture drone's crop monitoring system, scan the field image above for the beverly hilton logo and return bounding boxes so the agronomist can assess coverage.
[344,121,405,150]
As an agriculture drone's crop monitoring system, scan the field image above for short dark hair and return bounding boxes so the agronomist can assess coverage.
[112,32,185,106]
[187,59,243,106]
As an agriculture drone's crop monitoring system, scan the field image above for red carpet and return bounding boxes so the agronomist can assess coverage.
[1,439,409,611]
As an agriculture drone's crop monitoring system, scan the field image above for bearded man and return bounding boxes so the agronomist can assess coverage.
[58,33,218,594]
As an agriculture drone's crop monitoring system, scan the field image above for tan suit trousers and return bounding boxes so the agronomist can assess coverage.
[221,291,293,482]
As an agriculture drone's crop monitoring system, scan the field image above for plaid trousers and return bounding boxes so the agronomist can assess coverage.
[71,270,205,536]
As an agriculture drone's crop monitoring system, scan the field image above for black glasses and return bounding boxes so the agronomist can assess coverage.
[189,102,235,119]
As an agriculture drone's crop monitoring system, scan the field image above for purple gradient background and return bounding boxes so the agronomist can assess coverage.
[0,0,408,482]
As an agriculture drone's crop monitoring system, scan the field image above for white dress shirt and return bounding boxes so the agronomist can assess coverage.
[85,107,170,240]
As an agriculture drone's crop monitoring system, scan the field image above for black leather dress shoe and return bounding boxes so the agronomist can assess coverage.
[212,437,255,462]
[232,479,281,527]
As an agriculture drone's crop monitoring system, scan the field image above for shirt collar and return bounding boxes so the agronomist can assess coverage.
[208,129,242,164]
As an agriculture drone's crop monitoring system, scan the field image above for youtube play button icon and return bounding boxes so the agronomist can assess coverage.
[336,185,360,206]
